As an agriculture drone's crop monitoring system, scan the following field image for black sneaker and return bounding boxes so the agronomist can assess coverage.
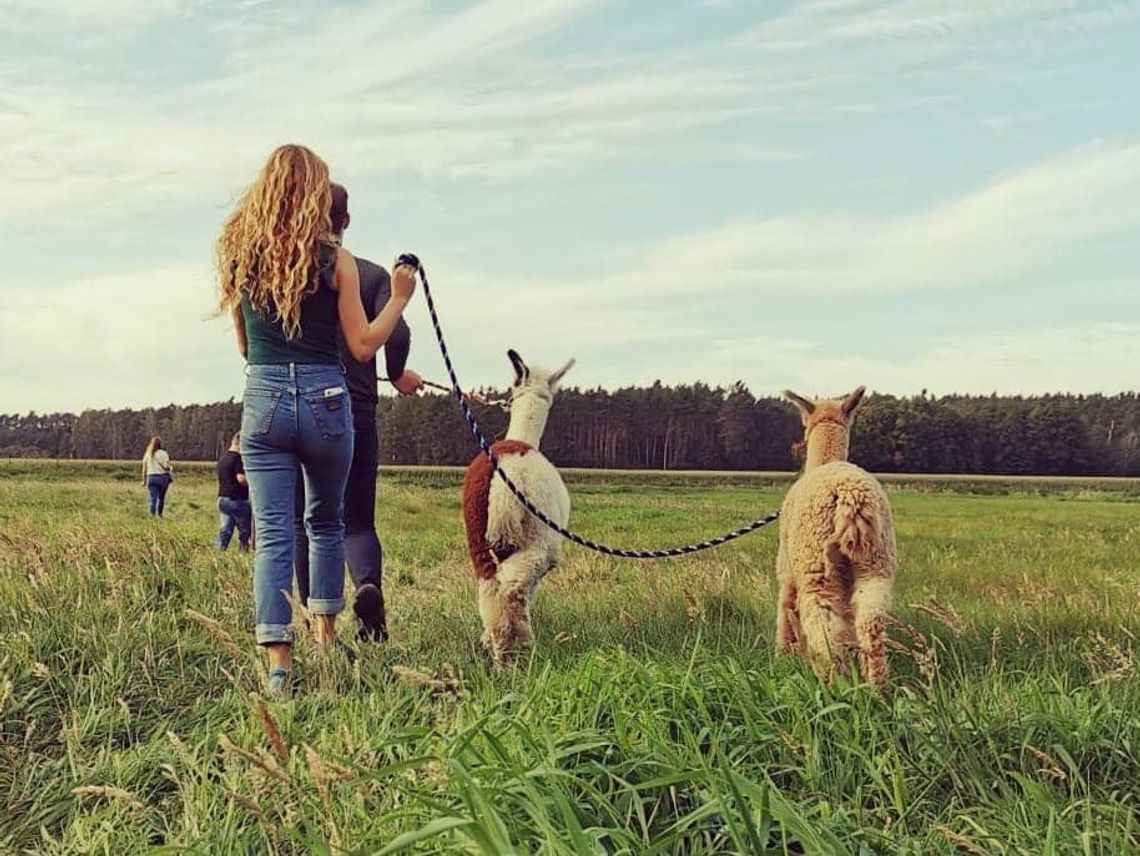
[354,583,388,643]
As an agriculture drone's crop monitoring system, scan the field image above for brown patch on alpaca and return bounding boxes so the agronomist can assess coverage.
[462,440,533,580]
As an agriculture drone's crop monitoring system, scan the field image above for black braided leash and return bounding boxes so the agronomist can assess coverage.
[400,253,782,559]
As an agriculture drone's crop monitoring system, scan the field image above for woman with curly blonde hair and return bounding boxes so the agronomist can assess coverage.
[217,144,417,695]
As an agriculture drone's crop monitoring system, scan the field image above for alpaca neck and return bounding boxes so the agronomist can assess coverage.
[505,394,550,447]
[805,423,849,471]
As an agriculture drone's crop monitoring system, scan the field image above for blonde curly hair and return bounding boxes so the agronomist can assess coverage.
[216,144,332,339]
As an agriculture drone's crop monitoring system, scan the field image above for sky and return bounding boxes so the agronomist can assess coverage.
[2,0,1138,414]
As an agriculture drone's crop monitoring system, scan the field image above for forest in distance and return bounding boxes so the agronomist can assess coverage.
[3,383,1139,477]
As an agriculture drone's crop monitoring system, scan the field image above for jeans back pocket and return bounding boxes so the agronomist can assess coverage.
[242,387,284,439]
[304,387,350,440]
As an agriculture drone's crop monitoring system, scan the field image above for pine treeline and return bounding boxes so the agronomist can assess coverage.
[2,386,1139,476]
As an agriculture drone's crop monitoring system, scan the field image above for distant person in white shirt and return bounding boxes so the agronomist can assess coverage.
[141,435,174,517]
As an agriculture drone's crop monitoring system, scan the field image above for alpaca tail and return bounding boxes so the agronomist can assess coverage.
[463,453,498,580]
[825,486,882,572]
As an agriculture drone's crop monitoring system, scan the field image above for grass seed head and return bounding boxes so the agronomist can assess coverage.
[910,596,966,635]
[931,824,983,854]
[185,609,243,659]
[218,733,290,783]
[392,665,463,694]
[250,693,289,762]
[226,790,267,823]
[71,786,146,814]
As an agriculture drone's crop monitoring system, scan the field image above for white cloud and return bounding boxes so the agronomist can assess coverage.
[0,0,826,224]
[2,136,1136,412]
[205,0,603,99]
[398,283,1140,399]
[0,0,192,31]
[2,1,1138,412]
[417,139,1140,305]
[4,0,1132,227]
[0,265,246,413]
[0,86,257,220]
[860,141,1140,286]
[732,0,1140,106]
[696,324,1140,398]
[741,0,1139,51]
[4,267,1133,414]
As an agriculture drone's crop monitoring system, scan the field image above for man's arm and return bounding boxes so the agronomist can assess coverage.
[383,316,411,381]
[373,267,422,395]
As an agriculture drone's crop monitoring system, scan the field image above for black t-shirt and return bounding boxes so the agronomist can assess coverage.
[217,450,249,501]
[339,257,411,412]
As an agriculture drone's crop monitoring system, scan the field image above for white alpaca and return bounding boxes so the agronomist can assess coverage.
[462,349,574,665]
[777,386,897,688]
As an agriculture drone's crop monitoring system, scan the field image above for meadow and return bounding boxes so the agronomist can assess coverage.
[1,461,1138,854]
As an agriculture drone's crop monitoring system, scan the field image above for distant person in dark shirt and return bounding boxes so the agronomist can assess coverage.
[217,432,252,551]
[295,182,423,641]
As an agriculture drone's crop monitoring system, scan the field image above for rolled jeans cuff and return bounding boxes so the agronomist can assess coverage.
[307,597,345,616]
[256,623,297,646]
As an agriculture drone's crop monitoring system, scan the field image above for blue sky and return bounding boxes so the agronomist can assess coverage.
[2,0,1138,413]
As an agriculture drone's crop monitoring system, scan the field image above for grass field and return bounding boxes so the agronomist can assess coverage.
[1,462,1138,853]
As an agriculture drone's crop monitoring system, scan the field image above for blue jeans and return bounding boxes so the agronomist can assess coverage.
[217,496,252,550]
[294,405,383,598]
[241,364,354,645]
[146,473,171,516]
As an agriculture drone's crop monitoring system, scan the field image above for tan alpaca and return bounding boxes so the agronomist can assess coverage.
[776,386,896,687]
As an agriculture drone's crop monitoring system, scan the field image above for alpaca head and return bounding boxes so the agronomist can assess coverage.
[783,386,866,470]
[504,349,575,445]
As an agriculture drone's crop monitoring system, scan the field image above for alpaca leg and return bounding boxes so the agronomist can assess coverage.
[851,574,892,688]
[490,546,547,666]
[477,577,503,655]
[798,569,855,682]
[775,578,802,655]
[775,536,802,654]
[500,583,535,663]
[477,574,523,667]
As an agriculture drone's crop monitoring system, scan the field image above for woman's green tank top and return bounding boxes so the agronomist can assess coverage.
[241,243,340,365]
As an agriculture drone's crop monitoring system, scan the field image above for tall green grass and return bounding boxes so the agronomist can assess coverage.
[0,464,1137,853]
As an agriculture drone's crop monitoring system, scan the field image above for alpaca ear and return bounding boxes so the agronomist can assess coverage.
[842,386,866,417]
[548,358,576,389]
[507,349,528,385]
[783,389,815,421]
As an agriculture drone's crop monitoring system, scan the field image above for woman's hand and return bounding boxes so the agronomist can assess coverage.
[392,263,417,302]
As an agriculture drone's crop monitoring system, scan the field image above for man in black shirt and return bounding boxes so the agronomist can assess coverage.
[295,183,423,641]
[217,432,252,551]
